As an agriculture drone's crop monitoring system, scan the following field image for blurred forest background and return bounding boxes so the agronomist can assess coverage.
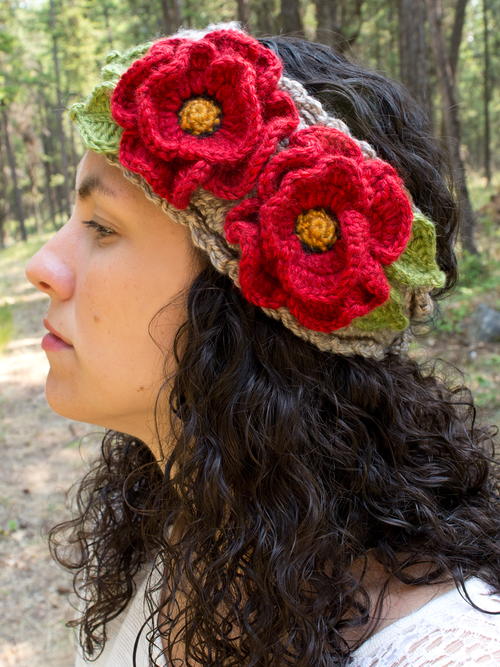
[0,1,498,664]
[0,0,499,250]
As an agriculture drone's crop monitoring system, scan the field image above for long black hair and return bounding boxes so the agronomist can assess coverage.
[49,35,498,665]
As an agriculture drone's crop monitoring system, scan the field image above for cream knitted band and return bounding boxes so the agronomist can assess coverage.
[69,22,446,360]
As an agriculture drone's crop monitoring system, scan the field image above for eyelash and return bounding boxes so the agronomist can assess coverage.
[82,219,115,240]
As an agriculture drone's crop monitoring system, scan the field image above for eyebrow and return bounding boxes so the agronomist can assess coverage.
[77,175,117,200]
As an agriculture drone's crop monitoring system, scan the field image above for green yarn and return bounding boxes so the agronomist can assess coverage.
[385,210,446,289]
[352,287,409,332]
[352,210,445,332]
[68,43,151,155]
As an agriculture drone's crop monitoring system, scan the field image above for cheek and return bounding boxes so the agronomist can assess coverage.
[76,256,183,389]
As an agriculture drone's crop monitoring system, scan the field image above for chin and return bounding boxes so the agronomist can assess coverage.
[45,373,99,426]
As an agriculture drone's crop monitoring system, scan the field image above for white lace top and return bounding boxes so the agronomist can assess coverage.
[74,574,500,666]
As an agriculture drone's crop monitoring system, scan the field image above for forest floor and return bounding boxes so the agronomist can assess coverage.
[0,184,498,666]
[0,237,102,666]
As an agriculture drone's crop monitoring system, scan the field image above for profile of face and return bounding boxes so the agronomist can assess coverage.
[25,151,204,452]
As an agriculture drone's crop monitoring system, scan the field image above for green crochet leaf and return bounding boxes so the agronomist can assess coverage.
[351,211,444,332]
[68,43,152,155]
[351,287,409,332]
[385,210,446,289]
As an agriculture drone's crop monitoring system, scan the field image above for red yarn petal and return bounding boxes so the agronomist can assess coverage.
[224,197,286,308]
[137,66,210,160]
[284,240,390,332]
[206,131,283,200]
[275,209,368,298]
[183,38,218,72]
[260,157,366,261]
[205,29,264,64]
[289,126,364,161]
[138,56,262,166]
[118,129,179,199]
[204,56,263,159]
[119,129,212,209]
[362,159,413,264]
[262,90,300,140]
[146,37,184,59]
[286,259,390,332]
[238,245,287,310]
[111,45,179,129]
[204,29,283,98]
[224,197,261,246]
[169,160,214,209]
[256,147,318,201]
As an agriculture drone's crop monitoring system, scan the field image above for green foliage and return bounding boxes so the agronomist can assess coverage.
[49,173,65,188]
[0,304,13,353]
[458,0,500,178]
[0,234,51,264]
[435,300,470,335]
[458,250,491,288]
[0,518,19,536]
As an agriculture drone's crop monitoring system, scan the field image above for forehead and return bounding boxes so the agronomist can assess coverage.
[75,151,137,201]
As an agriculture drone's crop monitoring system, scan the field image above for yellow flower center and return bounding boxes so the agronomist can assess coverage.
[295,208,338,252]
[178,96,222,136]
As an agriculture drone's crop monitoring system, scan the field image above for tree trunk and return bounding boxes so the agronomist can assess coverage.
[0,130,7,248]
[340,0,363,49]
[0,105,27,242]
[425,0,478,254]
[49,0,72,219]
[102,1,114,47]
[160,0,181,34]
[388,0,398,77]
[314,0,339,49]
[482,0,491,184]
[449,0,468,81]
[254,0,276,35]
[37,88,59,229]
[314,1,363,53]
[22,128,43,234]
[398,0,431,121]
[183,0,193,28]
[237,0,250,30]
[280,0,303,35]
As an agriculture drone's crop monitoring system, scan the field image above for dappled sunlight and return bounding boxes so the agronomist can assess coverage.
[0,288,48,308]
[2,335,44,352]
[0,349,48,386]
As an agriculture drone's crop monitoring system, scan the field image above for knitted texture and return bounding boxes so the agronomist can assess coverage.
[69,22,446,359]
[110,29,299,209]
[69,43,151,154]
[224,126,413,333]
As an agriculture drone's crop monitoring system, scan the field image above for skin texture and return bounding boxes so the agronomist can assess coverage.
[25,150,205,462]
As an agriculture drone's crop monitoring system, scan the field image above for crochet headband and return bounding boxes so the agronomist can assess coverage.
[69,22,445,359]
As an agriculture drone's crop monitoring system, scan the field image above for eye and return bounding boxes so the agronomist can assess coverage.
[82,219,116,240]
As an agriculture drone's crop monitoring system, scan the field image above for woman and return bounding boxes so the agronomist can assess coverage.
[25,22,499,666]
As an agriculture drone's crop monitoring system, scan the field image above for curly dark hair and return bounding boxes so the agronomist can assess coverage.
[49,36,499,666]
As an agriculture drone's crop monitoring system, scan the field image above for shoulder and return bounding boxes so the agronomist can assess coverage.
[350,577,500,666]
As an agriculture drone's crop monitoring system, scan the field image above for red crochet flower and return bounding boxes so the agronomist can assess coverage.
[110,30,299,209]
[224,126,413,332]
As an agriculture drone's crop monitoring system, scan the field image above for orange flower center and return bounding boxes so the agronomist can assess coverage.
[295,208,338,252]
[178,97,222,136]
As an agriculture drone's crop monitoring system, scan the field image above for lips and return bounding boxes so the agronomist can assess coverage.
[43,318,73,346]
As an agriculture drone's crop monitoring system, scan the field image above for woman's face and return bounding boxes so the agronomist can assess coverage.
[25,151,204,450]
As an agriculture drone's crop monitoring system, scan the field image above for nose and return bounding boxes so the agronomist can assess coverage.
[25,229,75,301]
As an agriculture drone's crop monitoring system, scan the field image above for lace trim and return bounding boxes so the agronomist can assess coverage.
[351,577,500,666]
